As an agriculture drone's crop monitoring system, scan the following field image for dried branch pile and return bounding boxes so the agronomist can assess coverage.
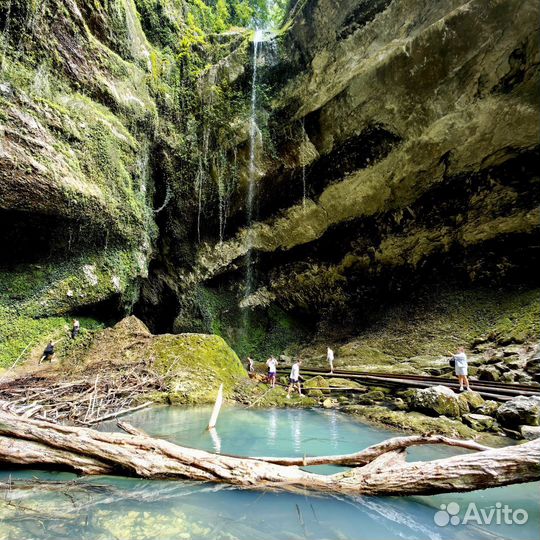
[0,358,165,425]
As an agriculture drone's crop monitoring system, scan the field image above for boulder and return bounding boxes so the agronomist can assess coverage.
[327,378,367,391]
[322,398,337,409]
[304,376,330,393]
[497,396,540,428]
[500,371,517,383]
[477,400,500,416]
[525,356,540,382]
[458,391,485,411]
[520,425,540,440]
[356,390,386,405]
[304,375,330,398]
[462,413,494,432]
[407,385,464,418]
[477,365,501,381]
[393,398,408,411]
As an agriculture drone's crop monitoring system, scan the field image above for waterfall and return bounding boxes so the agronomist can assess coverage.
[242,29,264,332]
[302,120,307,208]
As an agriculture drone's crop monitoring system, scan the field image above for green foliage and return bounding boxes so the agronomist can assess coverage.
[0,306,104,369]
[194,286,309,360]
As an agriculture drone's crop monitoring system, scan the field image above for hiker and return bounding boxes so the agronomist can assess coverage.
[327,347,334,374]
[450,346,470,391]
[266,356,278,388]
[39,341,56,364]
[287,359,303,398]
[247,356,254,373]
[71,319,80,339]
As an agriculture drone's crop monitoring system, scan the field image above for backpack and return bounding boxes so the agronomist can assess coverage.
[449,357,455,368]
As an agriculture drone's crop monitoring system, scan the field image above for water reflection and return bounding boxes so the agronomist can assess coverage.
[1,406,538,540]
[209,427,222,453]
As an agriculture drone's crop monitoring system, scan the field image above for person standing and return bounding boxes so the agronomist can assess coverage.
[266,356,278,388]
[287,359,303,398]
[327,347,334,374]
[450,346,470,391]
[71,319,80,339]
[247,356,254,373]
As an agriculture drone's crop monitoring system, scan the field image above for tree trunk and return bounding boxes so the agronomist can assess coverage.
[0,409,539,496]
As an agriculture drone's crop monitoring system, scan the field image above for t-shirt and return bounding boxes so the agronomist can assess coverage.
[327,349,334,361]
[267,359,277,373]
[290,363,300,380]
[454,352,468,368]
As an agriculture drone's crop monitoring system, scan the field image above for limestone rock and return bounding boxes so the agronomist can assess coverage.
[327,378,367,391]
[520,425,540,440]
[497,396,540,428]
[459,391,485,412]
[407,385,465,418]
[322,398,336,409]
[477,365,502,382]
[304,376,330,394]
[477,400,500,416]
[356,390,386,405]
[462,414,495,432]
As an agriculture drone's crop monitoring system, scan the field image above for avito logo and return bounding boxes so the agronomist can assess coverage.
[434,502,528,527]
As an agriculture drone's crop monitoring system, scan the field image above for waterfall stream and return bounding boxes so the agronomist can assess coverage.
[241,29,264,328]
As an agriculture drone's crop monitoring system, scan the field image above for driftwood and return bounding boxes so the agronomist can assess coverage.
[0,357,165,425]
[1,408,539,496]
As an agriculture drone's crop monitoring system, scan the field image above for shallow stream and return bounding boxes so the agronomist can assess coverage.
[0,406,538,539]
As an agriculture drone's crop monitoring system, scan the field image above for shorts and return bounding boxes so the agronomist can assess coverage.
[289,377,299,384]
[455,365,467,376]
[268,372,276,379]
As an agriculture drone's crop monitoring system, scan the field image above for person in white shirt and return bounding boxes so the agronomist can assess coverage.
[266,357,278,388]
[450,346,470,391]
[327,347,334,374]
[287,360,303,398]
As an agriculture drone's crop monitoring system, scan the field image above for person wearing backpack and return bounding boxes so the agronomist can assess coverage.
[449,346,470,391]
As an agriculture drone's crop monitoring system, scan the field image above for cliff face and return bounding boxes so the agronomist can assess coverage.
[1,0,538,364]
[177,0,539,353]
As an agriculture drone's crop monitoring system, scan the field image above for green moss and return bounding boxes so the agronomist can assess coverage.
[189,286,310,360]
[337,287,540,367]
[0,305,103,369]
[343,405,478,438]
[151,332,246,403]
[0,249,147,317]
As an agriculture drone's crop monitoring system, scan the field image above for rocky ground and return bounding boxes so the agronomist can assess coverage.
[1,314,539,442]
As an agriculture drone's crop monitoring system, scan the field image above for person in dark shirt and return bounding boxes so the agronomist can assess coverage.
[39,341,56,364]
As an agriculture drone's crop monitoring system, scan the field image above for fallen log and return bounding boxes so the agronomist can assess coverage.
[0,409,539,496]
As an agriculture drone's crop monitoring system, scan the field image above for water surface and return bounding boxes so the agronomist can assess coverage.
[0,406,538,540]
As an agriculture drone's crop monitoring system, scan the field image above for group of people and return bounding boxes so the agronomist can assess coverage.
[247,345,472,396]
[39,319,80,364]
[246,347,337,399]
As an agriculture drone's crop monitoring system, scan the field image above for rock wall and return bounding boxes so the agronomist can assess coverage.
[1,0,538,364]
[176,0,539,354]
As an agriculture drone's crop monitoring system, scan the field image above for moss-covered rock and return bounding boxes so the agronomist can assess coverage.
[462,414,495,432]
[303,375,330,396]
[459,391,485,412]
[342,405,477,438]
[59,316,247,404]
[406,385,465,418]
[327,378,367,391]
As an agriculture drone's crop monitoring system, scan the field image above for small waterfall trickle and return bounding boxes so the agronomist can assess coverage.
[241,29,264,334]
[301,119,307,208]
